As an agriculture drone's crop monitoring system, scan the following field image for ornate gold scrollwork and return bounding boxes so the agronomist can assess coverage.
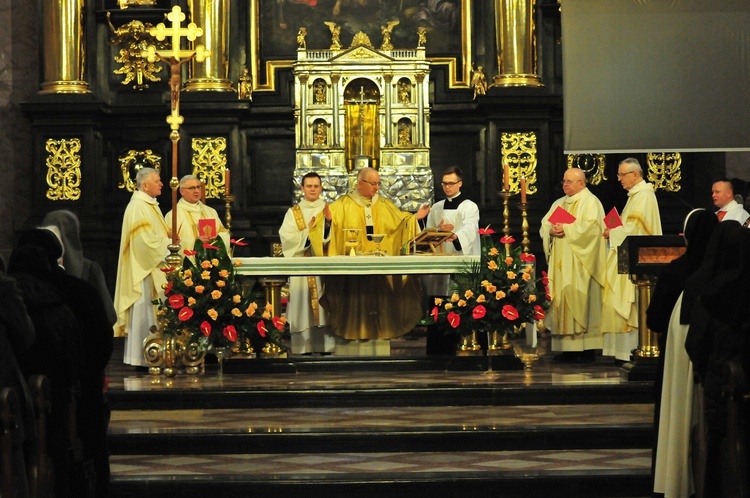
[192,137,228,199]
[566,154,608,186]
[646,152,682,192]
[118,149,162,192]
[501,132,539,196]
[45,138,82,201]
[107,13,164,90]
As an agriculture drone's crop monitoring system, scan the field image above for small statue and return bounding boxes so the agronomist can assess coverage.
[471,64,487,100]
[324,21,342,51]
[417,26,427,48]
[313,80,327,104]
[380,20,399,51]
[398,121,411,146]
[238,68,253,101]
[313,122,327,146]
[297,27,307,49]
[397,80,411,104]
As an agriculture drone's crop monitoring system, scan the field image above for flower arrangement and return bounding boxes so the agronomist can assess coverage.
[156,237,287,352]
[430,229,550,339]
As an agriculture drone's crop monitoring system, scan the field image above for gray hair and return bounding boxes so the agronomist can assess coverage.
[357,167,377,181]
[180,174,199,187]
[136,167,159,189]
[619,158,643,176]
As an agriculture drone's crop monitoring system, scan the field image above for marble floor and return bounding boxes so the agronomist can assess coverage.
[105,330,656,490]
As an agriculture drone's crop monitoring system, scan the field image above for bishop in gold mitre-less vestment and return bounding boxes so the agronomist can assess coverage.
[320,167,430,341]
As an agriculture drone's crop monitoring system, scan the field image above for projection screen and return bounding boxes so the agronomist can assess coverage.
[562,0,750,154]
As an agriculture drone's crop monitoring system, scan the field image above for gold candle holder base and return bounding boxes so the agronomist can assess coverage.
[456,332,483,356]
[262,342,287,359]
[224,194,234,232]
[487,330,514,356]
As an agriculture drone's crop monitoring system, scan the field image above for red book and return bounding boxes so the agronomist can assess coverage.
[603,207,623,229]
[198,218,217,239]
[548,206,576,224]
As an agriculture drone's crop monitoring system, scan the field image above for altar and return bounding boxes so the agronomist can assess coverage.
[236,254,479,356]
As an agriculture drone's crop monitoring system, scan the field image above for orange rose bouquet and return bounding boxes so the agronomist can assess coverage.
[156,237,287,352]
[430,230,550,339]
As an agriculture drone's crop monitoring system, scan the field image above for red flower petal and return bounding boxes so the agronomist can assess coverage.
[222,325,238,342]
[184,249,198,256]
[164,281,173,295]
[203,243,220,250]
[257,320,267,338]
[520,252,536,262]
[200,321,212,336]
[534,305,546,320]
[478,227,496,235]
[177,306,194,322]
[230,238,248,246]
[500,235,516,244]
[501,304,519,321]
[161,265,176,273]
[431,306,439,322]
[272,316,285,331]
[447,311,461,329]
[168,294,185,309]
[472,305,487,320]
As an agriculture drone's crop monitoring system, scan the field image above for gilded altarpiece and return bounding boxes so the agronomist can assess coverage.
[45,138,83,201]
[293,40,433,209]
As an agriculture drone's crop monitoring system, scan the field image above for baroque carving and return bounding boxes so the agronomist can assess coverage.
[45,138,82,201]
[566,154,607,186]
[501,132,539,196]
[107,13,164,90]
[192,137,228,199]
[118,149,162,192]
[646,152,682,192]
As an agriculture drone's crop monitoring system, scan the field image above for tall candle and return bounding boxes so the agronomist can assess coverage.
[520,176,527,204]
[224,168,231,196]
[503,162,510,191]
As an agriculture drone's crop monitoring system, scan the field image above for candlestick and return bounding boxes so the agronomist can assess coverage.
[224,194,234,232]
[520,176,527,204]
[520,200,530,253]
[500,190,511,256]
[224,168,231,196]
[200,180,206,204]
[503,162,510,191]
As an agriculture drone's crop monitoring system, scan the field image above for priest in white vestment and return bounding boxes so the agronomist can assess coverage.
[540,167,607,362]
[113,168,171,367]
[279,172,334,354]
[165,175,230,254]
[601,158,662,362]
[321,167,430,353]
[712,178,750,224]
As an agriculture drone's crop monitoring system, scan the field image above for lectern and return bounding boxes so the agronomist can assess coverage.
[617,235,686,381]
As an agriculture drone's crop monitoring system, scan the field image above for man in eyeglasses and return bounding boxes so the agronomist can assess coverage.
[601,158,662,363]
[321,167,430,354]
[165,174,230,253]
[422,166,480,354]
[539,167,606,363]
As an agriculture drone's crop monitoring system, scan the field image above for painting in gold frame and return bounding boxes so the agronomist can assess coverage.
[249,0,471,92]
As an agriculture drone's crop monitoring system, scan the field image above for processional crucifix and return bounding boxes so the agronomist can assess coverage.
[143,5,209,268]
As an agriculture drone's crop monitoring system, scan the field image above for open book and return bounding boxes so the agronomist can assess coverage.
[404,228,454,255]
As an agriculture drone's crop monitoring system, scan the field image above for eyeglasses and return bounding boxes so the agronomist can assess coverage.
[616,171,636,179]
[360,179,380,187]
[561,180,581,185]
[181,185,202,191]
[441,181,460,187]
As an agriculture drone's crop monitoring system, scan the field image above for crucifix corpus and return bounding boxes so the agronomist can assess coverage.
[143,5,209,268]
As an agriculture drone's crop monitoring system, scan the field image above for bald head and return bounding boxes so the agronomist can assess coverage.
[562,168,586,196]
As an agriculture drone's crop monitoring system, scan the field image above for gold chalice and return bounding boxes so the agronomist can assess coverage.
[371,233,386,256]
[343,228,361,256]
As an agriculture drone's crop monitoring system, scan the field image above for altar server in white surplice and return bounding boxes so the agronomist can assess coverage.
[279,172,334,354]
[422,166,480,295]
